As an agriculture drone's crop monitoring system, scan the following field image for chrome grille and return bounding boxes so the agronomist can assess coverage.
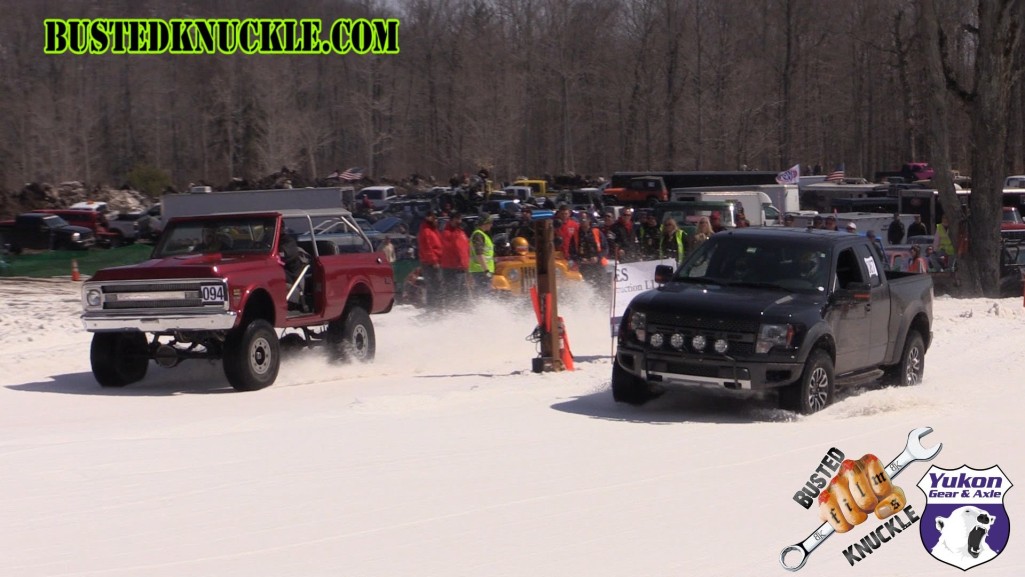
[520,267,537,291]
[103,282,206,293]
[90,279,228,311]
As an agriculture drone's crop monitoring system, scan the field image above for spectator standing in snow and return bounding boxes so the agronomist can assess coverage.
[468,215,496,296]
[440,212,470,306]
[417,211,444,308]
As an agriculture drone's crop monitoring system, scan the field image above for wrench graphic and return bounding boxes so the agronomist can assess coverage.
[778,427,942,571]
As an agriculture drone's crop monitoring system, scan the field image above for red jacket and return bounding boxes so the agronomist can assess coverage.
[417,221,443,266]
[440,222,469,270]
[558,219,581,258]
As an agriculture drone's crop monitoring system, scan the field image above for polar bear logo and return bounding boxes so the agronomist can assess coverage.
[930,506,999,569]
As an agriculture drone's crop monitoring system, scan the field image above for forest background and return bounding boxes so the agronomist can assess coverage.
[0,0,1022,295]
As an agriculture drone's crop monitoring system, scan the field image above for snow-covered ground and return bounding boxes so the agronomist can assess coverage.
[0,277,1021,576]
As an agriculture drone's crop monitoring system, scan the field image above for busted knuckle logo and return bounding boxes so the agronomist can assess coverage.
[917,464,1012,571]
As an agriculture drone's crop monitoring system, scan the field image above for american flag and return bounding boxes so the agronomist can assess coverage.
[340,167,364,181]
[825,163,845,183]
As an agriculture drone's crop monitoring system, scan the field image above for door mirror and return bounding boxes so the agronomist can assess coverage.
[654,265,674,284]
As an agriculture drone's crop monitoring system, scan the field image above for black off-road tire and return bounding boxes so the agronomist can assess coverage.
[780,349,835,415]
[223,319,280,391]
[91,332,150,387]
[327,306,376,363]
[883,330,925,387]
[611,361,661,405]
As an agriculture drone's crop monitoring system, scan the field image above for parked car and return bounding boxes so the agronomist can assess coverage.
[0,212,96,252]
[555,188,606,219]
[33,208,137,247]
[371,216,409,235]
[357,186,398,210]
[482,199,522,219]
[131,204,164,241]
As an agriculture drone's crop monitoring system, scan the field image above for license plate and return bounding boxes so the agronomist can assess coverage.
[200,285,226,303]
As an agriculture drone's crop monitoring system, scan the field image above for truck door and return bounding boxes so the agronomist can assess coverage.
[855,243,891,365]
[829,247,870,373]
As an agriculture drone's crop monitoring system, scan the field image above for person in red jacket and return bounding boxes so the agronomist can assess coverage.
[416,211,444,308]
[439,212,470,306]
[554,204,580,260]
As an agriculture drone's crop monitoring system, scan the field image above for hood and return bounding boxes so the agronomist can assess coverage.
[89,252,265,281]
[65,225,94,236]
[629,282,823,323]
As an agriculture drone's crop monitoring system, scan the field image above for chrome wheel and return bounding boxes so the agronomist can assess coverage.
[904,344,923,385]
[807,365,830,412]
[249,335,273,376]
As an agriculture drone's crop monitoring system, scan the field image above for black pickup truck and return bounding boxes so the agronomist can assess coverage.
[0,212,96,253]
[613,228,933,414]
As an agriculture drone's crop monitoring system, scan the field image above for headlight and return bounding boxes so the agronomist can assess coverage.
[628,311,646,341]
[71,232,81,241]
[670,333,685,349]
[692,335,707,352]
[628,311,646,331]
[506,269,519,282]
[650,332,664,348]
[714,339,729,354]
[85,288,102,308]
[756,324,794,354]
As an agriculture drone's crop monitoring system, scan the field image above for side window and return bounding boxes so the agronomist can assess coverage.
[854,243,883,287]
[835,248,866,289]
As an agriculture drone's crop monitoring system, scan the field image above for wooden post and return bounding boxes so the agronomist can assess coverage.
[534,219,563,371]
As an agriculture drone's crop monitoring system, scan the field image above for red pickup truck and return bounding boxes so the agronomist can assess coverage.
[80,208,395,391]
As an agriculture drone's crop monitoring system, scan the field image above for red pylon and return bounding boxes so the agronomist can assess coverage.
[71,259,81,281]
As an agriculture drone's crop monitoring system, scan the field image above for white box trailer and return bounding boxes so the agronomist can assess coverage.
[669,189,779,226]
[668,184,799,221]
[161,187,354,221]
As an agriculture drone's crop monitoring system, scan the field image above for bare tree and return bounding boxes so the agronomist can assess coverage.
[925,0,1024,296]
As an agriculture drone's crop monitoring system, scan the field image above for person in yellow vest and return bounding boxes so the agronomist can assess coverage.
[932,214,955,270]
[469,214,496,295]
[658,218,687,266]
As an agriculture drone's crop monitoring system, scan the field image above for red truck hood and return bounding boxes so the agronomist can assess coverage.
[89,253,266,281]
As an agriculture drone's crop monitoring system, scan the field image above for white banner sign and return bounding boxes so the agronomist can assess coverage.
[776,163,801,185]
[609,259,676,336]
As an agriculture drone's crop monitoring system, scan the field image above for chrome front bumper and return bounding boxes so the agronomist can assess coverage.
[82,311,238,332]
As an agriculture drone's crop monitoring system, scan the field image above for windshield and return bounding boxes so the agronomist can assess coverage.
[43,215,70,228]
[676,236,831,293]
[154,216,277,257]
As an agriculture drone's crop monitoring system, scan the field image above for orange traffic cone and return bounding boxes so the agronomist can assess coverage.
[557,316,574,371]
[71,259,81,281]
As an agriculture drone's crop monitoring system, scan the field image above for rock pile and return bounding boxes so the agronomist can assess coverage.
[0,181,150,219]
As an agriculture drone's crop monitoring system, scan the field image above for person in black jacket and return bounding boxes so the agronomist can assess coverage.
[887,213,906,245]
[906,214,928,238]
